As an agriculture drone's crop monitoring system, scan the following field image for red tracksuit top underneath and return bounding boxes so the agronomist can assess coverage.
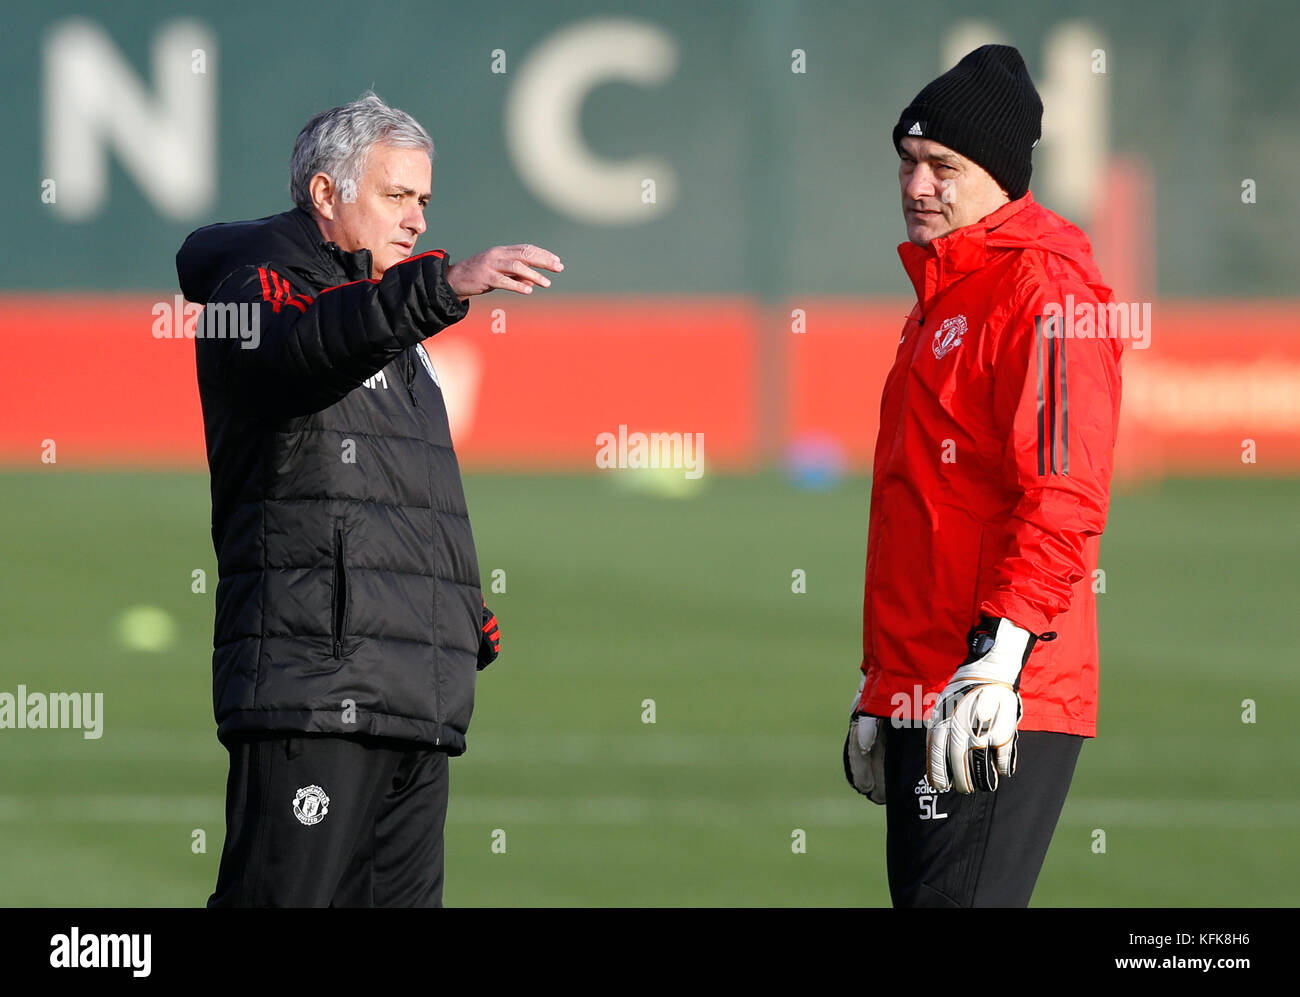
[857,191,1123,737]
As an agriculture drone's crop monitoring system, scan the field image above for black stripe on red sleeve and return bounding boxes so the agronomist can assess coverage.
[1035,315,1046,476]
[1058,331,1069,476]
[1046,316,1058,474]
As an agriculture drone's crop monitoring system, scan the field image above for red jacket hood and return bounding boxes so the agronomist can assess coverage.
[897,191,1106,310]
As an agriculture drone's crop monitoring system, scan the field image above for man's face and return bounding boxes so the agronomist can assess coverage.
[312,143,431,278]
[898,136,1009,247]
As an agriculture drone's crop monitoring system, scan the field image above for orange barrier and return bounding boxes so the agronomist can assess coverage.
[783,300,1300,477]
[1118,303,1300,473]
[423,298,757,469]
[1,297,207,467]
[783,300,907,467]
[1,295,1297,473]
[0,296,757,470]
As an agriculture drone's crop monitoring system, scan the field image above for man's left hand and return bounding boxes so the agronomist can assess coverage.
[477,603,500,670]
[843,675,886,804]
[925,617,1036,794]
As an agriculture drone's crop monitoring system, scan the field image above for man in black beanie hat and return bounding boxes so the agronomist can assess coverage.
[895,43,1042,245]
[843,46,1124,907]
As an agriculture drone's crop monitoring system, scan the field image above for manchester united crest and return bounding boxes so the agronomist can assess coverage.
[931,314,968,359]
[292,785,330,826]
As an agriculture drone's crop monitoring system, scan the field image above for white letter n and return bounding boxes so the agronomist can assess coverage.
[43,18,216,221]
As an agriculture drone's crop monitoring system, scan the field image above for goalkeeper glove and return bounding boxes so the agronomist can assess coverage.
[477,602,500,670]
[925,616,1052,794]
[843,676,886,804]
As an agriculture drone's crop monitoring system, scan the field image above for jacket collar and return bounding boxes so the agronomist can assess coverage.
[897,191,1036,309]
[287,205,375,283]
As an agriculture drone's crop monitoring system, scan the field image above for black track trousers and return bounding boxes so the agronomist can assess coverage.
[207,734,450,908]
[883,725,1083,908]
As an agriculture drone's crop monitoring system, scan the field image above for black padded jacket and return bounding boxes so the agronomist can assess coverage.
[176,205,480,753]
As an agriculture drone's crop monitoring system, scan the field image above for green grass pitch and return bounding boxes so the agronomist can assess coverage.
[0,470,1296,906]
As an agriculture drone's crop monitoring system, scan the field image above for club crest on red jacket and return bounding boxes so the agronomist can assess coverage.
[931,314,968,359]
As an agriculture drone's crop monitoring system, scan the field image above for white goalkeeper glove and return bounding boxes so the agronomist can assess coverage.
[844,676,886,804]
[925,616,1047,794]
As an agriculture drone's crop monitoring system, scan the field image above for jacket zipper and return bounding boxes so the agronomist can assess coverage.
[332,525,346,659]
[405,351,419,408]
[408,361,440,741]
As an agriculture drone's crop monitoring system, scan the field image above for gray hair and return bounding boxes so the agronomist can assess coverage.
[289,90,434,213]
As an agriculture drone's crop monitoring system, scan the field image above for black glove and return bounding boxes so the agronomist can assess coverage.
[477,602,500,670]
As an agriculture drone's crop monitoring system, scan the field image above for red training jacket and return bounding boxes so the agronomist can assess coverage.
[856,191,1122,737]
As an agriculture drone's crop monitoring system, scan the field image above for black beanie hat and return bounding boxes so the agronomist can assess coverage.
[893,45,1042,200]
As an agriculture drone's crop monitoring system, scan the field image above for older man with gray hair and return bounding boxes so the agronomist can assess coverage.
[177,91,561,907]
